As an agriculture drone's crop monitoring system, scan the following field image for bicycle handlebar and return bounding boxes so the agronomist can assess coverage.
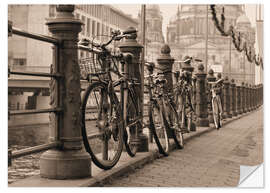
[178,57,202,63]
[208,78,224,85]
[79,29,136,50]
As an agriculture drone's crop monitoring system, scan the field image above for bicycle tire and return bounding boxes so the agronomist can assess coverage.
[81,81,123,170]
[212,97,220,130]
[169,102,184,149]
[123,88,139,157]
[149,100,170,156]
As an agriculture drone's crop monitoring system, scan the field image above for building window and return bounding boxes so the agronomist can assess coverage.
[92,20,96,37]
[97,22,100,37]
[80,51,84,59]
[13,58,26,66]
[49,5,56,18]
[87,18,90,36]
[81,16,86,35]
[102,24,105,35]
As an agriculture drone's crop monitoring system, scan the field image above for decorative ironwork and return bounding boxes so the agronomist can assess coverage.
[210,5,263,68]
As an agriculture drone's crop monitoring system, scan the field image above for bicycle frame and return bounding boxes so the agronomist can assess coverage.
[211,88,223,115]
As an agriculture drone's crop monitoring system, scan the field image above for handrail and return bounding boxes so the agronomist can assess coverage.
[9,142,59,160]
[10,25,60,45]
[9,69,62,78]
[9,108,62,116]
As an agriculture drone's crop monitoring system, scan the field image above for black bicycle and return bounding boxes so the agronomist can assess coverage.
[145,62,184,156]
[78,29,142,170]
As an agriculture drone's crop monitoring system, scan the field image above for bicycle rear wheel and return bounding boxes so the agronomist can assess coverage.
[169,103,184,149]
[149,100,170,156]
[81,81,123,170]
[212,97,220,130]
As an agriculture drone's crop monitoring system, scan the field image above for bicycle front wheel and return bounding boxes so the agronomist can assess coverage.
[81,81,123,170]
[149,100,170,156]
[169,103,184,149]
[212,97,220,130]
[123,89,140,157]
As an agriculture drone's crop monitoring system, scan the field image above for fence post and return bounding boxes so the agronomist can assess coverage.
[195,64,209,127]
[251,85,255,110]
[145,62,155,143]
[259,84,262,106]
[192,75,197,118]
[258,84,260,107]
[242,82,246,113]
[206,69,216,124]
[181,56,196,131]
[156,44,174,94]
[236,84,241,115]
[119,26,148,152]
[255,85,258,108]
[216,73,224,119]
[156,44,175,135]
[251,84,254,111]
[246,83,250,112]
[40,5,91,179]
[247,84,250,112]
[230,79,237,116]
[223,76,230,119]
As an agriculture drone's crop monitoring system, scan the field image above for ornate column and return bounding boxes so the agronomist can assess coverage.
[251,85,255,110]
[119,26,148,152]
[206,69,216,124]
[216,73,225,118]
[195,64,209,127]
[246,83,250,112]
[181,56,195,131]
[156,44,175,135]
[223,76,230,119]
[156,44,174,94]
[230,79,237,116]
[242,82,247,113]
[255,85,257,108]
[236,84,242,115]
[40,5,91,179]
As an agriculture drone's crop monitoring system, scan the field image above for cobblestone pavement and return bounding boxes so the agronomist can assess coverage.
[102,108,263,187]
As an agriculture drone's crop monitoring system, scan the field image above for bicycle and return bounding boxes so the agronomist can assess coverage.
[78,29,142,170]
[145,62,184,156]
[209,78,224,129]
[173,57,199,133]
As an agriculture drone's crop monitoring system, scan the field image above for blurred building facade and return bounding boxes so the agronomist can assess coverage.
[167,5,256,84]
[137,5,165,62]
[8,5,138,72]
[8,4,138,119]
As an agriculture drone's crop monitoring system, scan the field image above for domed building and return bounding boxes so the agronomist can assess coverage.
[167,5,256,84]
[137,4,165,62]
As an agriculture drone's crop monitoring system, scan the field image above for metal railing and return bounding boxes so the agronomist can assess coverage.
[8,20,62,166]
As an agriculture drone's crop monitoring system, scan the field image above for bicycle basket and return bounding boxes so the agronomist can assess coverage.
[79,55,103,80]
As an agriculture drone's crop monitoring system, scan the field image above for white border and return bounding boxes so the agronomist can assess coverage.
[1,0,268,192]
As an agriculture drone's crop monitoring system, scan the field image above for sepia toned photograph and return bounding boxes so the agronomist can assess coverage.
[7,2,264,188]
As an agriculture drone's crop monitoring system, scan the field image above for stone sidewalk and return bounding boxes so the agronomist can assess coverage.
[102,107,263,187]
[9,107,263,187]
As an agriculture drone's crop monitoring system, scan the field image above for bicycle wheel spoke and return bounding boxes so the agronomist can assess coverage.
[81,82,123,170]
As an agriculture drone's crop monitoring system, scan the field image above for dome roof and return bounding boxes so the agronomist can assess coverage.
[236,14,251,25]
